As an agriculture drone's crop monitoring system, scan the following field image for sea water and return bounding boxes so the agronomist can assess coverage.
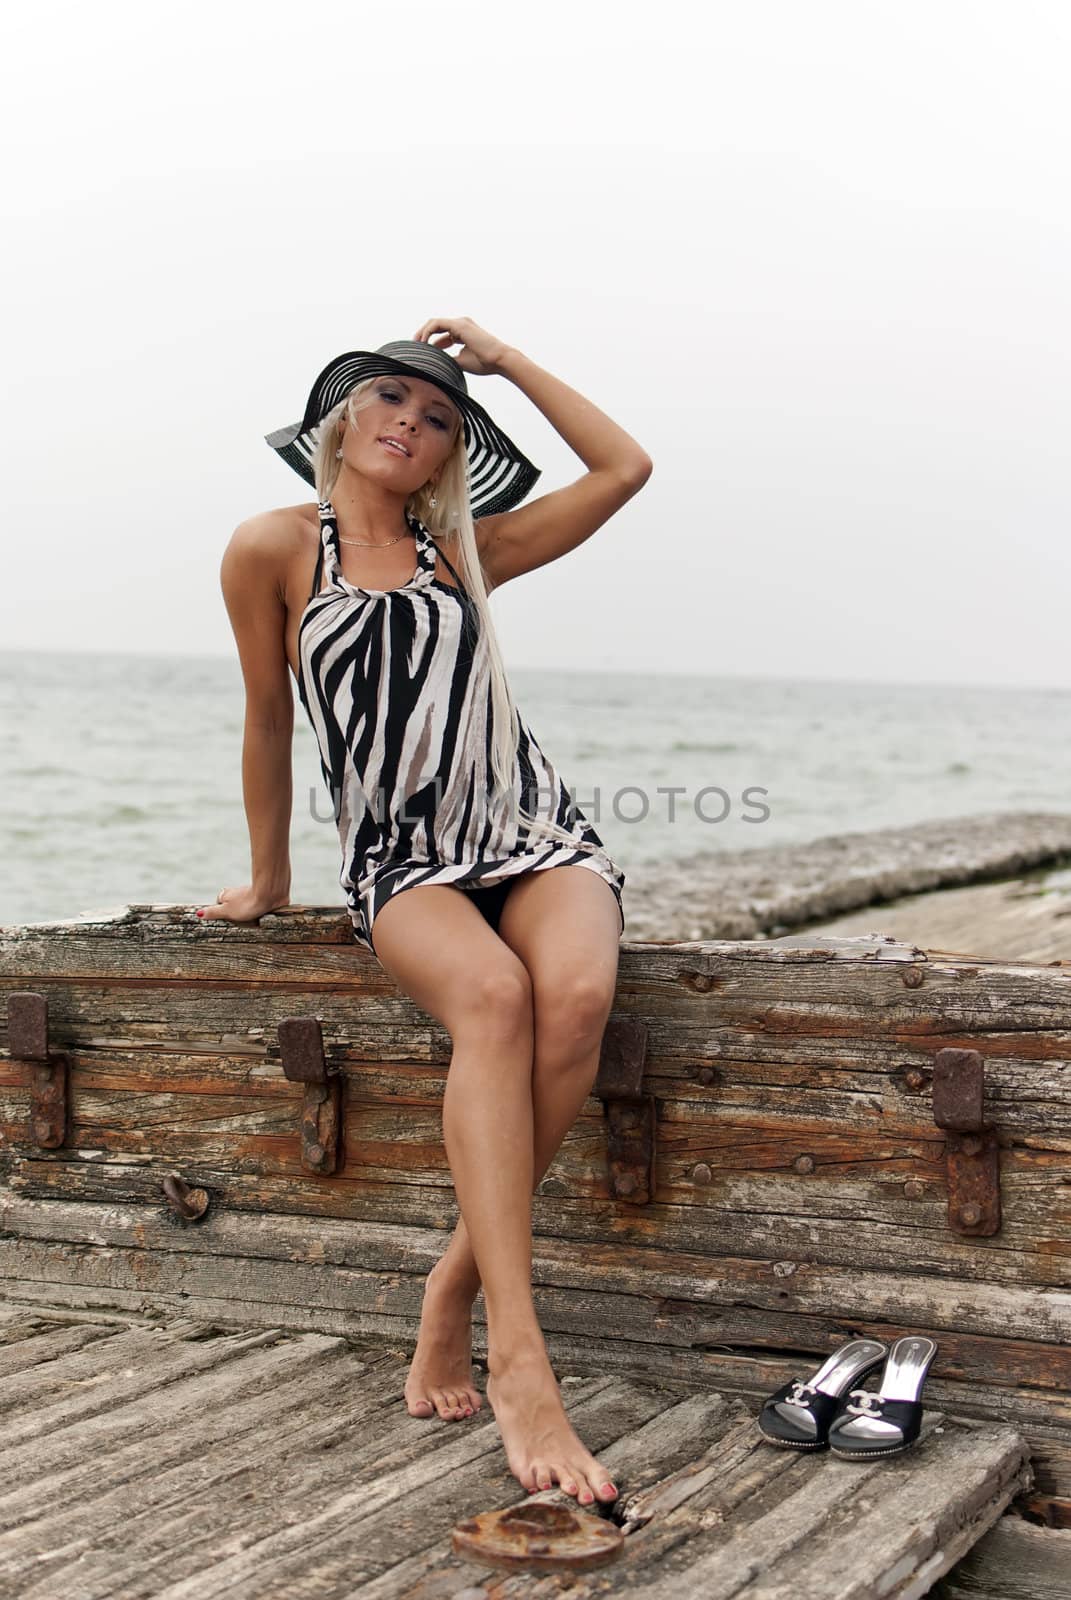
[2,647,1069,926]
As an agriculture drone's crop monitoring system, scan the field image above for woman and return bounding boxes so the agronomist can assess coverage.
[199,316,653,1508]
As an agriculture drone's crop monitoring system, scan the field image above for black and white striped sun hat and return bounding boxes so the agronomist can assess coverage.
[265,339,541,518]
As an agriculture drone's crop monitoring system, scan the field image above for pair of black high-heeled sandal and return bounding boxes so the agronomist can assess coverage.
[757,1336,938,1459]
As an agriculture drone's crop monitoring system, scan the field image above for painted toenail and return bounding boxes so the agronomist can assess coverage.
[603,1483,617,1495]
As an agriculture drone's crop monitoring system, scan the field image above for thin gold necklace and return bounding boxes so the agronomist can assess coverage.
[337,530,411,548]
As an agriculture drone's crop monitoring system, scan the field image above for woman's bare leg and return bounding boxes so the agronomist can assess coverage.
[422,868,621,1344]
[370,869,622,1505]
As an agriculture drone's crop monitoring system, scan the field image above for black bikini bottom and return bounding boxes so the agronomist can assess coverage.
[459,876,517,934]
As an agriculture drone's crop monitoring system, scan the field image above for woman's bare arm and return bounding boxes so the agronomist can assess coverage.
[197,514,295,921]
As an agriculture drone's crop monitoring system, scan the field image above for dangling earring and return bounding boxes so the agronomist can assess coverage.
[429,485,438,508]
[335,448,343,459]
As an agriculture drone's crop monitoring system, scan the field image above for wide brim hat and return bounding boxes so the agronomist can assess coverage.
[265,339,541,518]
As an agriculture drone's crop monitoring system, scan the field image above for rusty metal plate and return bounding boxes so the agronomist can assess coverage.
[8,993,49,1060]
[300,1077,342,1175]
[595,1017,648,1100]
[8,993,69,1148]
[29,1060,69,1149]
[278,1017,327,1084]
[451,1501,623,1572]
[933,1047,985,1131]
[944,1126,1001,1236]
[605,1099,655,1205]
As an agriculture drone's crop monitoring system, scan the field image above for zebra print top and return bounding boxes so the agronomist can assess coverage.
[296,499,625,955]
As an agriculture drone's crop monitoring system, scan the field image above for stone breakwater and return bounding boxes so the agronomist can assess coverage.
[619,810,1071,944]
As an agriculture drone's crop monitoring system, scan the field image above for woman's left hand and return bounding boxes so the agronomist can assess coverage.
[412,316,513,376]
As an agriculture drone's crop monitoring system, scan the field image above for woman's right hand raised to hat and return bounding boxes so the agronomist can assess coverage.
[195,883,291,923]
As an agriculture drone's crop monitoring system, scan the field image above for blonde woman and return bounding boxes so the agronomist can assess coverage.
[199,317,653,1508]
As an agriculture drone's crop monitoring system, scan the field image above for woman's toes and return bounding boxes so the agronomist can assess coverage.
[407,1395,434,1417]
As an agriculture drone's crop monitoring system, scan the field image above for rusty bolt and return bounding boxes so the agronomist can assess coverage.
[32,1118,55,1143]
[959,1202,982,1227]
[902,966,925,989]
[961,1135,982,1157]
[161,1173,210,1221]
[614,1173,637,1197]
[618,1109,638,1131]
[692,973,714,992]
[540,1177,567,1196]
[904,1069,926,1091]
[904,1179,925,1199]
[307,1142,325,1166]
[692,1163,713,1185]
[793,1154,815,1175]
[697,1067,715,1085]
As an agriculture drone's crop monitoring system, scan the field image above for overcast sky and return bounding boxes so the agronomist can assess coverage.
[3,1,1068,687]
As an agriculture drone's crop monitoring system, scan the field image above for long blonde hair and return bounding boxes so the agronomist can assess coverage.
[310,378,601,855]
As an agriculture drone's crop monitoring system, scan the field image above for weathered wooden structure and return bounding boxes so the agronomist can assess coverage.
[2,903,1070,1592]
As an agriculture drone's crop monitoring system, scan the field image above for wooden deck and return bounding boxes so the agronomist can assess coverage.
[796,869,1071,965]
[0,1300,1034,1600]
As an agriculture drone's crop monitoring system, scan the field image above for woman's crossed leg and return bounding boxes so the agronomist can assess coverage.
[369,865,622,1506]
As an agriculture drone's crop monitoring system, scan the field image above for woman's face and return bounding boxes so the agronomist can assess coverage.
[341,374,462,489]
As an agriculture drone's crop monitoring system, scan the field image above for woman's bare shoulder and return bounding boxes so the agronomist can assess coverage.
[234,500,319,549]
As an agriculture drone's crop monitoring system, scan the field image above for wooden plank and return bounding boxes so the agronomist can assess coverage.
[0,1337,360,1524]
[0,1322,302,1447]
[2,1205,1070,1398]
[617,1418,1030,1600]
[931,1513,1071,1599]
[4,1195,1069,1350]
[10,1369,661,1600]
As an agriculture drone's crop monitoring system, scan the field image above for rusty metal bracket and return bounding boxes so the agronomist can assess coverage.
[161,1172,210,1221]
[6,992,69,1149]
[278,1017,342,1175]
[594,1017,654,1205]
[932,1046,1001,1236]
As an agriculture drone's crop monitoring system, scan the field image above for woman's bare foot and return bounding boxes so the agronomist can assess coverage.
[404,1257,484,1421]
[486,1350,619,1506]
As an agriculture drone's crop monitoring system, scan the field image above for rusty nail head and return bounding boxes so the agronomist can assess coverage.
[697,1067,715,1085]
[961,1135,982,1157]
[793,1154,815,1175]
[959,1202,982,1227]
[904,1179,925,1199]
[614,1172,637,1196]
[905,1069,926,1091]
[903,966,925,988]
[692,1163,712,1185]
